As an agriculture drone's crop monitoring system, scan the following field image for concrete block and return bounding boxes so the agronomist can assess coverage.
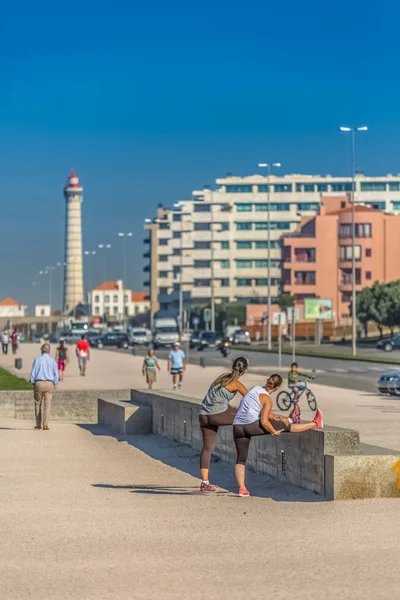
[98,398,152,435]
[323,426,360,455]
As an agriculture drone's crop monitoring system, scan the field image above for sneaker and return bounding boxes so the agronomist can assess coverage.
[313,409,323,429]
[238,488,250,497]
[289,403,301,424]
[200,482,216,493]
[173,385,177,390]
[178,383,182,389]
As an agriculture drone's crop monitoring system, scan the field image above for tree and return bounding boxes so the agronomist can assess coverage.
[356,280,400,338]
[277,292,296,312]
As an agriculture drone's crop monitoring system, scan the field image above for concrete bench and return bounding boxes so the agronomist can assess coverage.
[98,397,152,435]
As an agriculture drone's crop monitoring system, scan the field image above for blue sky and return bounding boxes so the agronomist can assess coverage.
[0,0,398,310]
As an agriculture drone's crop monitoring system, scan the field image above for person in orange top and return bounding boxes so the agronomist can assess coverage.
[76,335,90,376]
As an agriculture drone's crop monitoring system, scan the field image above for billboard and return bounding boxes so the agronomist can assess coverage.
[304,299,333,320]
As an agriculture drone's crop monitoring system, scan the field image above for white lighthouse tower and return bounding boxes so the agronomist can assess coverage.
[63,171,84,313]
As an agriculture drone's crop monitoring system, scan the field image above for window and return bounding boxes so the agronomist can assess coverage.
[135,306,140,315]
[159,222,170,229]
[297,203,319,211]
[124,295,129,303]
[159,287,169,294]
[159,255,168,262]
[194,279,211,287]
[366,248,372,257]
[257,184,270,193]
[236,241,252,249]
[341,201,346,208]
[173,248,180,255]
[173,265,180,275]
[294,248,316,262]
[194,203,211,212]
[255,240,280,249]
[303,184,315,192]
[296,183,302,192]
[94,295,100,303]
[159,271,169,278]
[236,260,252,269]
[236,203,253,212]
[365,201,385,210]
[360,182,386,191]
[236,222,252,230]
[219,222,230,231]
[254,260,267,268]
[173,214,181,222]
[274,184,292,193]
[255,222,268,230]
[113,306,118,315]
[113,295,118,303]
[317,184,328,192]
[277,222,291,230]
[255,278,268,286]
[220,278,230,287]
[392,201,400,210]
[220,259,230,268]
[95,307,100,315]
[104,295,110,303]
[366,271,372,280]
[255,203,268,211]
[194,222,211,231]
[226,184,252,193]
[194,241,211,249]
[339,223,372,238]
[221,241,230,249]
[389,182,400,191]
[159,239,168,246]
[270,203,290,211]
[194,260,211,268]
[236,278,252,286]
[341,292,351,303]
[173,283,180,291]
[331,182,353,192]
[341,269,361,285]
[339,245,361,261]
[294,271,316,285]
[173,231,181,239]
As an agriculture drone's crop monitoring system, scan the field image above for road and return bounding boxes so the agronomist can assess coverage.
[111,345,400,394]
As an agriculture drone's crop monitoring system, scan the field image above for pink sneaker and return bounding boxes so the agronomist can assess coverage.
[289,403,301,424]
[313,409,323,429]
[200,482,216,493]
[238,488,250,497]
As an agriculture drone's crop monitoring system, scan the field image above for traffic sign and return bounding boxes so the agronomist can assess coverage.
[287,307,300,322]
[192,316,200,326]
[203,308,211,322]
[262,311,268,320]
[273,312,286,325]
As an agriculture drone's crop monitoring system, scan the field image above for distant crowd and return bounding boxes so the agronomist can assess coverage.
[1,329,21,355]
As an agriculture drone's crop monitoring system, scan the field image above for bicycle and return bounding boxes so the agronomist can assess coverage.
[276,377,317,412]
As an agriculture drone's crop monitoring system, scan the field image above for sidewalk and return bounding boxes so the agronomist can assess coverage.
[0,418,399,599]
[2,343,400,450]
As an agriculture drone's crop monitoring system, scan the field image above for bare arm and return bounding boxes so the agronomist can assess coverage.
[55,349,59,361]
[259,394,280,435]
[225,380,248,398]
[156,360,161,371]
[142,359,146,375]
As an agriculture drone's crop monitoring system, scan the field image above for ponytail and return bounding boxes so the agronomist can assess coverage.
[214,357,249,391]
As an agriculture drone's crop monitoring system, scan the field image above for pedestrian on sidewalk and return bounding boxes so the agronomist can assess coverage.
[1,331,9,354]
[167,342,186,390]
[29,343,59,431]
[55,339,69,382]
[142,348,161,389]
[10,329,19,355]
[76,335,90,376]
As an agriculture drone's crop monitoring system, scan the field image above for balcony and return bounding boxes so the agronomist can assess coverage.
[143,265,150,273]
[143,281,150,287]
[143,252,150,259]
[143,238,150,244]
[294,248,316,263]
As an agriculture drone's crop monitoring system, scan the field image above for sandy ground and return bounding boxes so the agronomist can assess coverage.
[0,418,399,600]
[3,343,400,450]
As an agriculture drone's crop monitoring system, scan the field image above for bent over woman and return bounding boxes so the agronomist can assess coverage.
[233,374,323,497]
[199,357,249,493]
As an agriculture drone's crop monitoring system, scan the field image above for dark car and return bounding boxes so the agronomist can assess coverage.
[92,332,130,350]
[190,330,204,349]
[87,332,105,347]
[197,331,223,351]
[376,335,400,352]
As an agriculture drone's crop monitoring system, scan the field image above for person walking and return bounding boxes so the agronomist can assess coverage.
[142,348,161,389]
[29,343,59,431]
[10,329,19,355]
[55,339,69,382]
[76,335,90,376]
[1,331,9,355]
[167,342,186,389]
[198,357,249,493]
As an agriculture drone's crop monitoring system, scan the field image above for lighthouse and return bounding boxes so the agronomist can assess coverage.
[63,171,84,313]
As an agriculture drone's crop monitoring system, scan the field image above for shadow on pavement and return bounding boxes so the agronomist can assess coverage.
[82,424,323,503]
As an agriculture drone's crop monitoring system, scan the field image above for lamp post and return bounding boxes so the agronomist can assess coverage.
[117,232,133,287]
[339,126,368,357]
[83,251,96,302]
[97,244,112,281]
[257,162,281,350]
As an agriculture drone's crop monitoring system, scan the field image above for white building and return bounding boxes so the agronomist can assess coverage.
[89,280,149,319]
[35,304,51,317]
[144,172,400,316]
[0,298,26,318]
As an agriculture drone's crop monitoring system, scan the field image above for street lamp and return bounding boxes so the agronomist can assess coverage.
[257,162,281,350]
[173,204,186,332]
[339,126,368,357]
[97,244,112,281]
[117,232,133,287]
[84,251,96,300]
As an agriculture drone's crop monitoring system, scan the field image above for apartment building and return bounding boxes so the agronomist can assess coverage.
[143,172,400,317]
[282,197,400,321]
[89,281,149,319]
[0,298,26,318]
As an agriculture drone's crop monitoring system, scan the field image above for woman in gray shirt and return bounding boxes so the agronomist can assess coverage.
[199,356,249,493]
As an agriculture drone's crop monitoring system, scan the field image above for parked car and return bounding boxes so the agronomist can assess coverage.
[376,336,400,352]
[197,331,223,351]
[87,331,105,346]
[59,331,82,345]
[129,328,152,346]
[377,370,400,396]
[190,330,203,348]
[232,330,251,345]
[91,332,130,350]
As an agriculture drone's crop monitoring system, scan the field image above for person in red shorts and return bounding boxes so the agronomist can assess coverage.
[76,335,90,376]
[55,339,69,382]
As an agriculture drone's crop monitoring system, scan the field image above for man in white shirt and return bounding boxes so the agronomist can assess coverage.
[167,342,186,390]
[1,332,9,355]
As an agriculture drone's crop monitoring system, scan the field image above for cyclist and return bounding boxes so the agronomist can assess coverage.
[288,362,313,423]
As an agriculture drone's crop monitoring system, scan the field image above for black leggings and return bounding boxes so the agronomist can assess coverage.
[199,408,236,470]
[233,419,291,465]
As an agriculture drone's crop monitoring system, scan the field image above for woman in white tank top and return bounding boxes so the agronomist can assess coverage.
[233,374,323,497]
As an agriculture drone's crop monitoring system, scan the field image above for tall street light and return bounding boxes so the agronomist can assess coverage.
[97,244,112,281]
[339,126,368,357]
[257,162,281,350]
[117,232,133,287]
[83,251,96,301]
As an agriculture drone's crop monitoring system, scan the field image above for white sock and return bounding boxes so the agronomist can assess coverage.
[202,480,209,485]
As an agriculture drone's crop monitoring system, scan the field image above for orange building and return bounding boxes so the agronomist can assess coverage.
[282,196,400,321]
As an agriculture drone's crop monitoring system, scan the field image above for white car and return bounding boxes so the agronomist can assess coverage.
[232,330,251,345]
[377,370,400,396]
[129,328,152,346]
